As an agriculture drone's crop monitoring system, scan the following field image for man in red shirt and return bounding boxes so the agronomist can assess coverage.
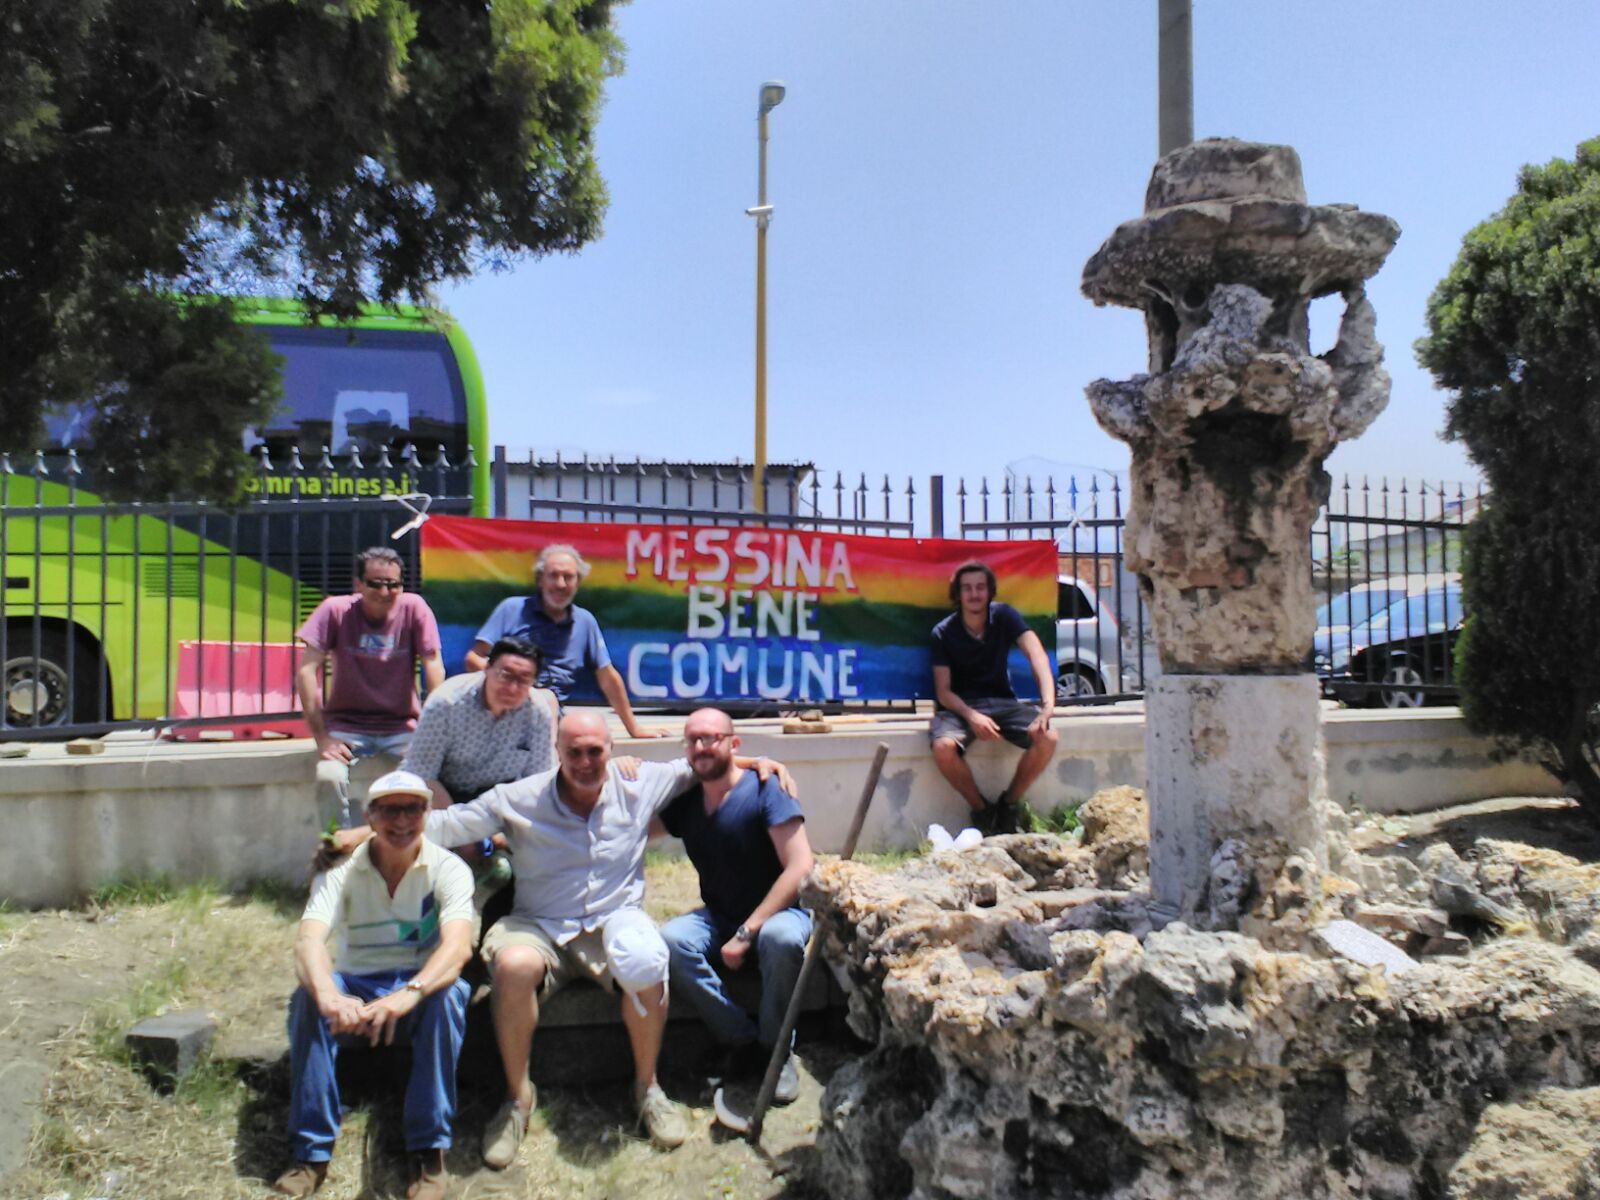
[296,546,445,826]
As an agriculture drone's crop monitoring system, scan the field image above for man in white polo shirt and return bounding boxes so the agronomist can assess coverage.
[273,771,474,1200]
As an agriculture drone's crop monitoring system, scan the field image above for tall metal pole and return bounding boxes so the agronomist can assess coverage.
[1158,0,1193,156]
[753,107,771,514]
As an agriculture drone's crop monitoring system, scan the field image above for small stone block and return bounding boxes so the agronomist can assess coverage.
[65,738,105,755]
[782,718,831,735]
[1315,919,1419,975]
[0,744,32,758]
[125,1009,217,1081]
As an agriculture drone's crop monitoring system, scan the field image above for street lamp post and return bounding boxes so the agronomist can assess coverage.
[747,80,785,514]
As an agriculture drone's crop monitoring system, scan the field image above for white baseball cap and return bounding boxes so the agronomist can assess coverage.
[367,770,433,804]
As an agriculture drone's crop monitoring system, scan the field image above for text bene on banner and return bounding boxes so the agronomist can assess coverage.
[621,528,860,701]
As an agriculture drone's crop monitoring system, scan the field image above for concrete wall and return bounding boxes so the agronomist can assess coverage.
[0,708,1560,907]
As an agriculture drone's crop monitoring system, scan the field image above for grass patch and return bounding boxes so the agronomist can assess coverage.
[1017,799,1081,836]
[84,873,221,915]
[851,848,925,868]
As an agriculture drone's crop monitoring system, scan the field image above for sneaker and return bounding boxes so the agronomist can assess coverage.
[482,1094,532,1169]
[406,1148,448,1200]
[769,1052,800,1106]
[635,1083,687,1150]
[272,1160,328,1197]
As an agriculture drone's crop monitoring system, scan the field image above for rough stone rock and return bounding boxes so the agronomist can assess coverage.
[1445,1086,1600,1199]
[1077,785,1149,888]
[809,839,1600,1200]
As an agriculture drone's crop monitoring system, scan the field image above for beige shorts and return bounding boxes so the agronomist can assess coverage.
[480,908,668,1002]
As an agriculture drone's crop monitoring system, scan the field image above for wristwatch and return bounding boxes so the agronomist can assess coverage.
[734,924,754,944]
[405,978,426,995]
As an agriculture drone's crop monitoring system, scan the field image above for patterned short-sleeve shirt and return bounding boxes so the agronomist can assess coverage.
[401,671,556,800]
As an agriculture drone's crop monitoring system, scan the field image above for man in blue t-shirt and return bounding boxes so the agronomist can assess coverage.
[465,543,666,738]
[658,707,815,1104]
[929,560,1058,834]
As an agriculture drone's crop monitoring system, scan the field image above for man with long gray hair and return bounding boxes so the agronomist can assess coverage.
[465,542,664,738]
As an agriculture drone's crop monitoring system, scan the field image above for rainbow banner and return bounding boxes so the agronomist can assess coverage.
[420,516,1056,703]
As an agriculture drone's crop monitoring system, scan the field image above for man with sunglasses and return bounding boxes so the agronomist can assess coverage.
[296,546,445,826]
[274,771,473,1200]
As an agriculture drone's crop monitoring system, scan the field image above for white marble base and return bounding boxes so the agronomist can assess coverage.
[1145,674,1328,918]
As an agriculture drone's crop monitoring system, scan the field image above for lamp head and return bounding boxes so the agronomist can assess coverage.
[758,81,786,114]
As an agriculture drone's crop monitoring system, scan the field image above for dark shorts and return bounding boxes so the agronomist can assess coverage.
[929,698,1039,753]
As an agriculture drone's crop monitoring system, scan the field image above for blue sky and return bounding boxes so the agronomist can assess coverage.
[441,1,1600,499]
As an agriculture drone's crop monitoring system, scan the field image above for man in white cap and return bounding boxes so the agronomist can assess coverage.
[274,771,474,1200]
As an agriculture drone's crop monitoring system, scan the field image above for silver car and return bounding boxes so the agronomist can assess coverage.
[1055,574,1157,699]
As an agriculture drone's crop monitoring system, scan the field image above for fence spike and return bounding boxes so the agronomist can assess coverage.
[1,452,12,475]
[255,445,273,472]
[65,448,82,476]
[433,444,451,470]
[318,444,334,472]
[635,455,647,476]
[289,444,305,471]
[462,444,478,469]
[956,477,967,499]
[906,475,916,498]
[348,443,364,470]
[377,443,393,470]
[33,449,48,477]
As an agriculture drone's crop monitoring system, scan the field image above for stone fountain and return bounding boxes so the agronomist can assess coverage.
[1079,138,1396,926]
[803,141,1600,1200]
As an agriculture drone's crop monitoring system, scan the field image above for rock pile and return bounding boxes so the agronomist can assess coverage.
[807,792,1600,1200]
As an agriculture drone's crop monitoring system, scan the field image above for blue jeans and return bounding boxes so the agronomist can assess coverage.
[325,729,413,827]
[660,907,811,1050]
[286,970,469,1162]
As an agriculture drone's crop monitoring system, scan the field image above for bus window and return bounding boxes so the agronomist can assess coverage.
[248,326,468,463]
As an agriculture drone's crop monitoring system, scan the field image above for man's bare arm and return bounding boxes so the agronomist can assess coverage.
[420,649,445,694]
[932,664,1001,740]
[596,663,667,738]
[721,819,815,970]
[464,639,491,672]
[296,647,350,761]
[358,919,473,1046]
[1016,630,1056,730]
[294,918,364,1034]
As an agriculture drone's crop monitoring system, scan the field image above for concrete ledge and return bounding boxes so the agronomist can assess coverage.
[0,708,1561,907]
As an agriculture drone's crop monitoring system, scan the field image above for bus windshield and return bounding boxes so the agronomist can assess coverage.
[248,326,468,464]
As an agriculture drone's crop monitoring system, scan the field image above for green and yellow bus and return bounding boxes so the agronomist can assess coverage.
[2,301,490,731]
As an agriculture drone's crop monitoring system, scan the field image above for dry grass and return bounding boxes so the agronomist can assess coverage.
[2,866,840,1199]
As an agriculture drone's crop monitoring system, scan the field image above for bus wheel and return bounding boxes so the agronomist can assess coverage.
[3,630,95,728]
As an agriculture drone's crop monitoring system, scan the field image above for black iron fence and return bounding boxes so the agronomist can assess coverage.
[1,444,1481,738]
[1,449,467,739]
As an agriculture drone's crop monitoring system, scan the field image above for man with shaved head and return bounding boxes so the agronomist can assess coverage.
[416,709,794,1167]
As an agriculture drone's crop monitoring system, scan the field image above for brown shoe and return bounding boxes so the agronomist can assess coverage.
[272,1160,328,1197]
[406,1148,448,1200]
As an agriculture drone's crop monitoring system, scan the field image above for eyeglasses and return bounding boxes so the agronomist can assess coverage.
[490,666,536,688]
[684,733,731,749]
[370,802,427,819]
[363,578,404,591]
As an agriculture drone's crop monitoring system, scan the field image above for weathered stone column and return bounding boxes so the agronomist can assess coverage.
[1081,139,1399,923]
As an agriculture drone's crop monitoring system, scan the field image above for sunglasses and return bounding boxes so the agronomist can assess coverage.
[369,802,427,819]
[363,578,404,590]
